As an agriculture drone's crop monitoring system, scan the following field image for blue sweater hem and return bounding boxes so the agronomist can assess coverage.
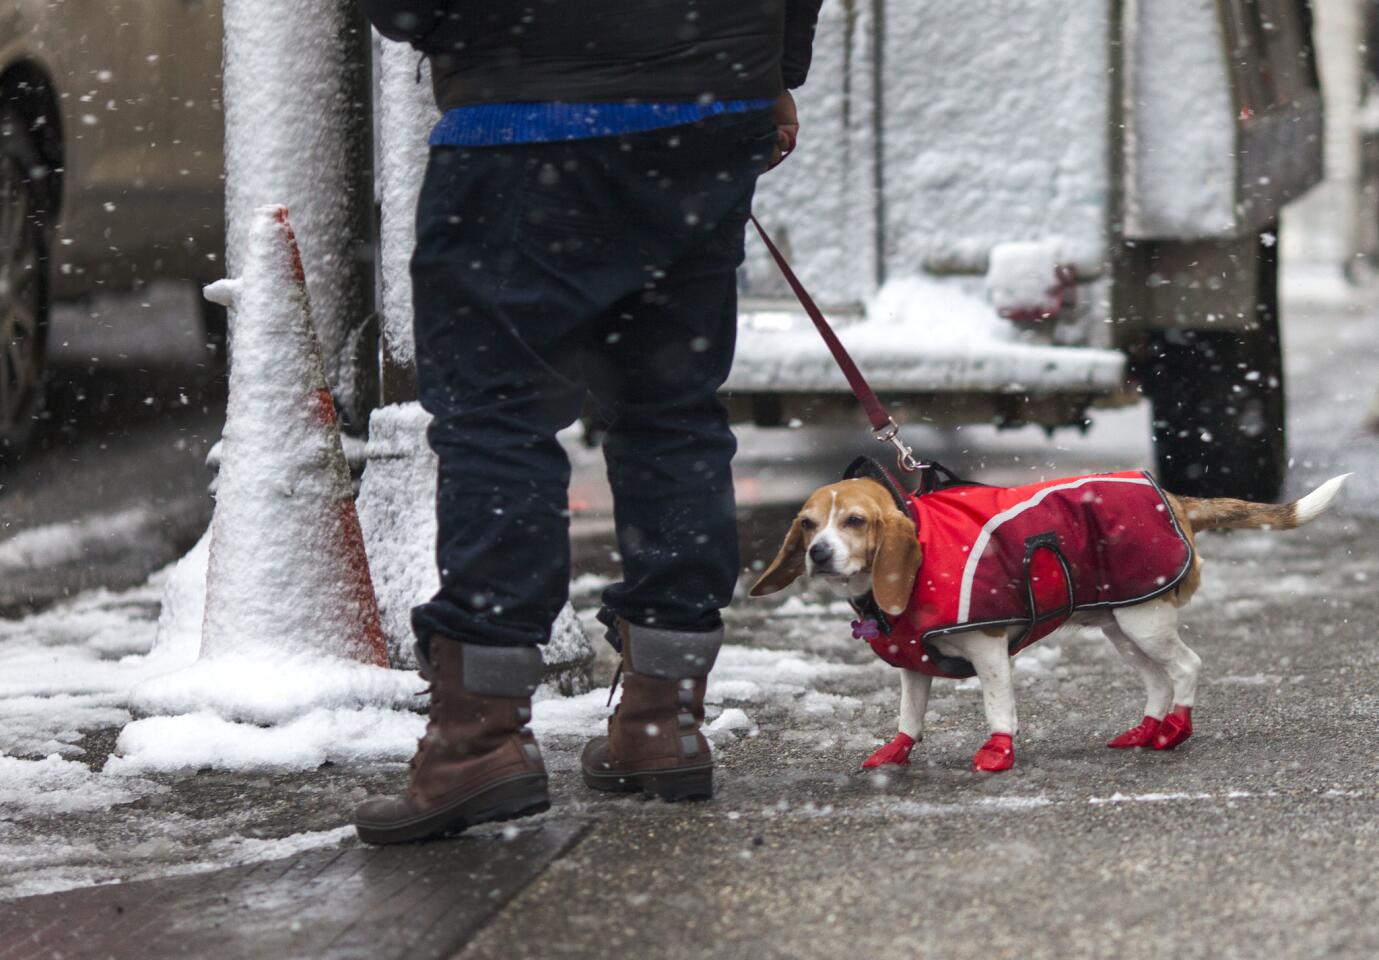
[430,99,775,147]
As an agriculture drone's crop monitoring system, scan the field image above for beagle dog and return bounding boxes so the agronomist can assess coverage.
[749,472,1349,772]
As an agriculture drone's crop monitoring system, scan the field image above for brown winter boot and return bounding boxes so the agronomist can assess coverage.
[354,639,549,845]
[581,619,721,801]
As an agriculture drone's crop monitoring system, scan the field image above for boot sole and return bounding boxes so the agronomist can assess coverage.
[355,773,550,846]
[581,763,714,802]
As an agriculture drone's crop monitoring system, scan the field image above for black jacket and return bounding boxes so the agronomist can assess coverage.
[364,0,823,111]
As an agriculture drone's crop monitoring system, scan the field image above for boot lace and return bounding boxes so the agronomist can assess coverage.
[605,663,623,707]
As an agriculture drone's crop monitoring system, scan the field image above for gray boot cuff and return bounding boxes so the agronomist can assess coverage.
[414,639,543,697]
[459,643,544,697]
[624,623,723,680]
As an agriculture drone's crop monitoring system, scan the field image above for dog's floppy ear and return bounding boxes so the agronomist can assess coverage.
[872,511,921,615]
[750,518,807,597]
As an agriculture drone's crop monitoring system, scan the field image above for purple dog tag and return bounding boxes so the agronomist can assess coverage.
[851,619,880,640]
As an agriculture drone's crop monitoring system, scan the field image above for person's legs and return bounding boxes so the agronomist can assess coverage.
[410,146,599,653]
[590,236,743,635]
[358,139,647,843]
[580,110,776,800]
[413,113,771,653]
[588,113,773,634]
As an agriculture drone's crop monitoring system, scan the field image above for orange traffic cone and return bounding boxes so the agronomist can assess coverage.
[199,204,388,668]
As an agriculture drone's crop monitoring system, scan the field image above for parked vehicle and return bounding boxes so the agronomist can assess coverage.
[0,0,225,451]
[734,0,1322,501]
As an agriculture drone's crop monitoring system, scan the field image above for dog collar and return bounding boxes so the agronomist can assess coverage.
[848,592,892,637]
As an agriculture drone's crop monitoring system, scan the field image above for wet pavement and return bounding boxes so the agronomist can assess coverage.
[0,823,586,960]
[0,283,224,614]
[2,274,1378,958]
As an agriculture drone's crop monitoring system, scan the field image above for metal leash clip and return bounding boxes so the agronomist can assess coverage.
[873,419,925,474]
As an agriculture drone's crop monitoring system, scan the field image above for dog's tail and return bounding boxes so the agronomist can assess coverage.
[1178,474,1351,532]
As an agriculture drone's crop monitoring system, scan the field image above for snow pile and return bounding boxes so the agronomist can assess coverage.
[127,523,418,726]
[144,530,210,670]
[0,571,184,765]
[0,535,586,777]
[127,656,423,727]
[706,708,756,744]
[356,402,596,691]
[528,687,622,740]
[0,541,420,773]
[1013,642,1064,677]
[355,402,440,663]
[106,708,425,776]
[107,642,854,772]
[710,644,862,695]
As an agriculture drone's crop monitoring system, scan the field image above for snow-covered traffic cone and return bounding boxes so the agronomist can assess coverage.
[199,205,387,668]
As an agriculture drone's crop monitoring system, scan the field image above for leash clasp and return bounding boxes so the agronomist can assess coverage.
[873,419,925,474]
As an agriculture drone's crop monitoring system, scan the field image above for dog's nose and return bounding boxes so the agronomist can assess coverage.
[808,542,833,566]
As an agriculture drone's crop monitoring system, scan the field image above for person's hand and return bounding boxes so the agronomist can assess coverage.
[768,90,799,170]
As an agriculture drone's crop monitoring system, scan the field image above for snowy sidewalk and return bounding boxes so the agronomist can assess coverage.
[6,506,1379,959]
[2,289,1377,957]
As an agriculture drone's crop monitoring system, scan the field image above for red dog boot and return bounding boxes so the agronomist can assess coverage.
[862,732,916,769]
[1107,715,1162,749]
[972,733,1014,772]
[1153,705,1193,750]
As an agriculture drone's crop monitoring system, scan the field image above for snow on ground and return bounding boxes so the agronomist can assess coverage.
[0,754,163,817]
[0,575,170,758]
[0,565,872,900]
[526,640,868,746]
[0,543,875,900]
[0,507,160,573]
[107,707,425,776]
[1088,790,1257,805]
[1,497,1369,901]
[127,656,424,728]
[1,271,1372,901]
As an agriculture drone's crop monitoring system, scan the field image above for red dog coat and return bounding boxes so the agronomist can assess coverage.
[861,471,1193,679]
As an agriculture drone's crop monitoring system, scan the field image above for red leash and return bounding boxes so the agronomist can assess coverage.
[748,214,923,475]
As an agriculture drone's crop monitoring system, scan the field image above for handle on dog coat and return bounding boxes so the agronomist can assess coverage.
[749,214,924,475]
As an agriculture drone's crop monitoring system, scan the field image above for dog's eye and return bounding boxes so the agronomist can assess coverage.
[798,517,817,531]
[844,515,866,527]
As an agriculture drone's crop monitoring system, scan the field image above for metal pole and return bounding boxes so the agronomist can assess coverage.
[221,0,377,429]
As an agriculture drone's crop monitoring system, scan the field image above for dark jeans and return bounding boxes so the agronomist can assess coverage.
[411,110,775,648]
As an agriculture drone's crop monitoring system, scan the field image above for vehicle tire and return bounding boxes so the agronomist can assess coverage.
[1137,228,1286,502]
[0,107,50,457]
